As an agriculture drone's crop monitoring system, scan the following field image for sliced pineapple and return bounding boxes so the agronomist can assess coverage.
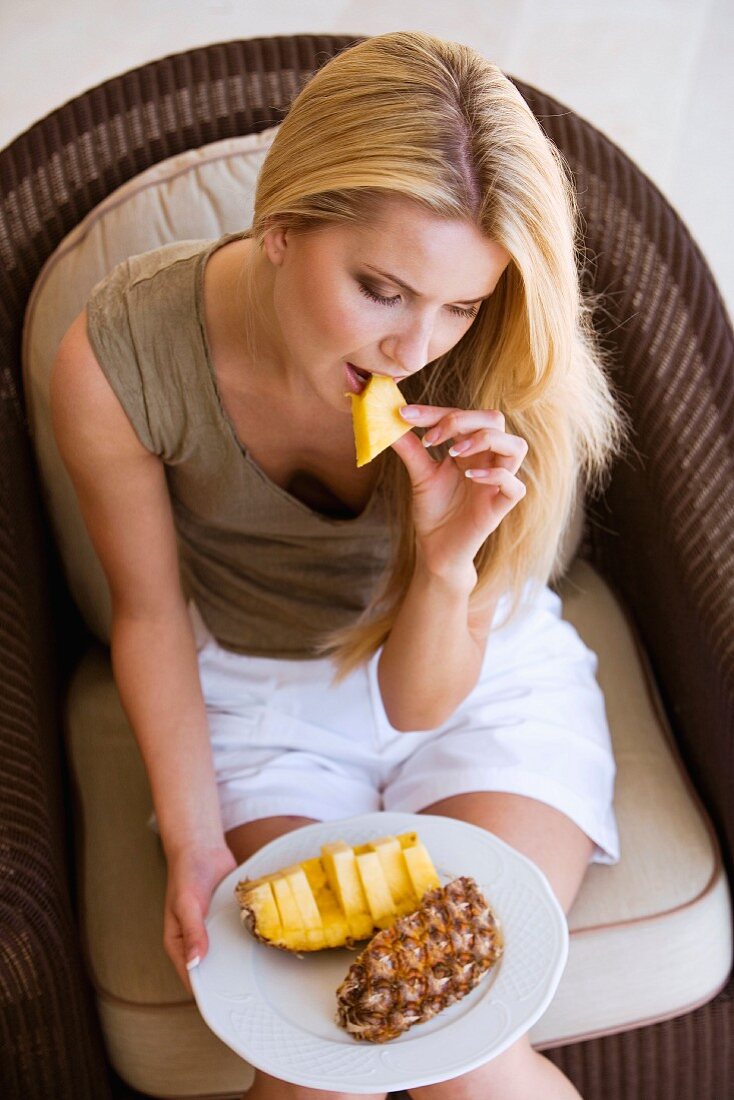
[236,831,441,952]
[271,876,304,939]
[401,835,442,899]
[283,866,327,949]
[239,881,284,946]
[354,850,395,928]
[346,374,411,467]
[368,836,419,917]
[321,841,375,942]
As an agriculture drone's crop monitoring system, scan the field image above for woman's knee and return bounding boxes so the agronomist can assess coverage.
[419,790,594,913]
[226,814,319,864]
[246,1068,387,1099]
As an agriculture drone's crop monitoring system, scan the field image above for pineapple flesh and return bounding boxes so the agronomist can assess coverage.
[236,832,440,952]
[346,374,411,467]
[335,876,504,1042]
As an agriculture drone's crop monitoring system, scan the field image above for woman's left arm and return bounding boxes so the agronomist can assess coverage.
[378,403,528,732]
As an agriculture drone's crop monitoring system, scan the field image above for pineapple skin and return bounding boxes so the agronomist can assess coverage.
[335,877,503,1042]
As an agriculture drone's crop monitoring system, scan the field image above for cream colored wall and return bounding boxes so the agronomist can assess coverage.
[3,0,732,312]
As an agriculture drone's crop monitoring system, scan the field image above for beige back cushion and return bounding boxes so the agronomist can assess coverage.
[22,127,584,642]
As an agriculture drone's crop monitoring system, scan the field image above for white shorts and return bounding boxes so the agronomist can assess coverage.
[152,585,619,866]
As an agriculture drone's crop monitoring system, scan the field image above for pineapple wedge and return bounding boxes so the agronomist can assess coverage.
[368,836,418,917]
[236,831,441,952]
[322,841,375,942]
[354,850,395,929]
[283,866,327,948]
[271,876,305,940]
[346,374,411,467]
[402,835,443,899]
[239,880,284,945]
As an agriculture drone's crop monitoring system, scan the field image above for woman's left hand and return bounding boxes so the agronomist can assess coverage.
[390,404,529,585]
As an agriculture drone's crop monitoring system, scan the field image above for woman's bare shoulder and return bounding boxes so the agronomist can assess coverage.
[51,309,184,616]
[52,308,150,459]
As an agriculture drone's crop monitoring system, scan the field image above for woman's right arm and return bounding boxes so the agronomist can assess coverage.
[50,309,235,989]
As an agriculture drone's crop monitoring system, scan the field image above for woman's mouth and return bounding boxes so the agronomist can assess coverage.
[344,362,372,395]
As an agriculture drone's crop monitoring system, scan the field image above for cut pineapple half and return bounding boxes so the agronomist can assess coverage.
[346,374,411,467]
[236,831,441,952]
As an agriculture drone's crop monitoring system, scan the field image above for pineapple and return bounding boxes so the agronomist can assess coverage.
[282,866,326,948]
[354,851,395,928]
[335,876,504,1042]
[346,374,411,466]
[236,832,441,952]
[400,832,443,900]
[321,841,375,942]
[367,836,418,918]
[239,880,283,944]
[271,875,305,940]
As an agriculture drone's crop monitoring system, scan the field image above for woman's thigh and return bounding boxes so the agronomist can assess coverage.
[419,791,594,913]
[225,814,319,865]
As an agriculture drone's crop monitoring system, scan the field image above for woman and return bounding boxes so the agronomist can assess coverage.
[51,29,629,1100]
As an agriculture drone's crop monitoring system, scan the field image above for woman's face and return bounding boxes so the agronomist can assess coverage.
[257,193,511,413]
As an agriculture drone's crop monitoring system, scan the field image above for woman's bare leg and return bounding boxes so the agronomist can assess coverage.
[244,1069,387,1099]
[407,791,594,1100]
[226,814,320,865]
[226,816,388,1100]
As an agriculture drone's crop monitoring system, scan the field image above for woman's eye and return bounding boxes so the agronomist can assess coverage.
[358,282,400,308]
[357,281,478,320]
[451,303,479,320]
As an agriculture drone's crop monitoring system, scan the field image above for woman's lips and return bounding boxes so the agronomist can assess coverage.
[344,362,371,395]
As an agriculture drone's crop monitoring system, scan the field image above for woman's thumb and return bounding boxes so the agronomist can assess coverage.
[178,892,209,971]
[390,427,436,487]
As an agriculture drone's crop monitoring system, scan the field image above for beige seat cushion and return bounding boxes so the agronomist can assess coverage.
[64,558,732,1096]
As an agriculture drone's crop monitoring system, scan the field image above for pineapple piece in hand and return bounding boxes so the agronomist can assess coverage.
[236,831,441,952]
[346,374,411,467]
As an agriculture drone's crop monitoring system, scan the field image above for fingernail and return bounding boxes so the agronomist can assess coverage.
[186,955,201,971]
[423,430,438,446]
[399,406,420,419]
[465,469,489,478]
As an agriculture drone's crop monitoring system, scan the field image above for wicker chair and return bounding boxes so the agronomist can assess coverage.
[1,33,732,1100]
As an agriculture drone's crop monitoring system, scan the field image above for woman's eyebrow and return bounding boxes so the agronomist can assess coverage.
[362,264,492,304]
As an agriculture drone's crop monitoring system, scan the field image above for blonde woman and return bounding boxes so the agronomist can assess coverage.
[51,30,630,1100]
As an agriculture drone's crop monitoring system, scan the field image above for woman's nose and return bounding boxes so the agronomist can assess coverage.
[379,315,435,377]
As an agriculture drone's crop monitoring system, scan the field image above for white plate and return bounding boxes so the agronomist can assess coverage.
[191,811,568,1094]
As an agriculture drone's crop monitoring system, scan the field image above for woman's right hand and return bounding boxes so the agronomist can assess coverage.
[163,842,237,994]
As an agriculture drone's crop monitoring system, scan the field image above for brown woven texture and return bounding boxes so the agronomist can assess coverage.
[0,33,731,1100]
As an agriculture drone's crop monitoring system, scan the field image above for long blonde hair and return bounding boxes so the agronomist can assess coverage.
[242,30,631,681]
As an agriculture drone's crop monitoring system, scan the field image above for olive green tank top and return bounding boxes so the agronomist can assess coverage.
[85,230,391,659]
